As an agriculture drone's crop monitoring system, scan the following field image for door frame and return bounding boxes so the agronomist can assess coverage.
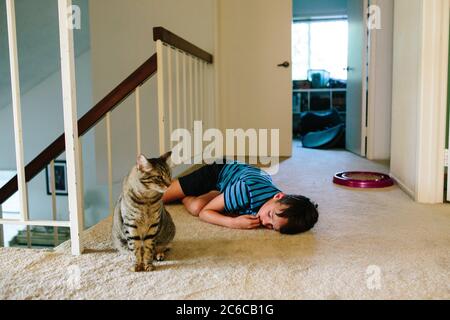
[345,0,369,157]
[366,0,394,161]
[415,0,449,203]
[368,0,449,203]
[360,0,369,158]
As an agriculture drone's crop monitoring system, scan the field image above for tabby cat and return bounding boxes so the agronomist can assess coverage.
[112,152,175,272]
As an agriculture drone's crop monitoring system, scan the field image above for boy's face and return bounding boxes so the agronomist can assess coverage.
[256,193,289,232]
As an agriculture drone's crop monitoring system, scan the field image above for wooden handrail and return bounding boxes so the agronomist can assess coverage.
[153,27,213,64]
[0,54,157,205]
[0,27,215,205]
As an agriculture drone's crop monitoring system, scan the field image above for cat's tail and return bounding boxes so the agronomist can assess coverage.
[111,196,129,253]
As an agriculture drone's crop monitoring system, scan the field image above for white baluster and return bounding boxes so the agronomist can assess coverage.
[50,161,59,246]
[106,113,113,215]
[58,0,83,255]
[205,62,213,128]
[135,87,142,156]
[193,58,202,164]
[199,60,205,128]
[213,64,218,128]
[167,47,174,148]
[189,55,194,131]
[6,0,29,223]
[175,49,181,131]
[194,58,199,123]
[78,137,84,231]
[183,52,188,131]
[156,40,166,155]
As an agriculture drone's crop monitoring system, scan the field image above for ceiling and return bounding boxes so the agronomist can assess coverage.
[0,0,90,109]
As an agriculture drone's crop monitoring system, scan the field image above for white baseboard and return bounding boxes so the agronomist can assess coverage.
[390,173,415,200]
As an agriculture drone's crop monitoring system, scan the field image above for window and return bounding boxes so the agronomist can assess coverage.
[292,19,349,81]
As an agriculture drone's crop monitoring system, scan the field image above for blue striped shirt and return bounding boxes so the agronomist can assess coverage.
[216,162,281,215]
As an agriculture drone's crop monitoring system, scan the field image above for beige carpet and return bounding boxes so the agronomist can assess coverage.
[1,143,450,300]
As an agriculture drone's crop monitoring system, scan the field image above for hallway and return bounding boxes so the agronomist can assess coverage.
[1,144,449,299]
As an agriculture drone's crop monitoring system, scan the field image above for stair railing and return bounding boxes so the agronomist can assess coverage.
[153,27,215,156]
[0,0,214,255]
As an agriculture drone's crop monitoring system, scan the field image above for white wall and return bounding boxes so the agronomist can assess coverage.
[390,0,422,196]
[367,0,394,160]
[293,0,347,19]
[89,0,217,194]
[391,0,449,203]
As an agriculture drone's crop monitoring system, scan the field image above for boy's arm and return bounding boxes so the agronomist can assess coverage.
[199,194,261,230]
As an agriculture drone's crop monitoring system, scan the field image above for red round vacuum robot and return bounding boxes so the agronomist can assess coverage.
[333,172,394,189]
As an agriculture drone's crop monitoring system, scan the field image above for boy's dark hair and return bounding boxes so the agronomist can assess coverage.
[276,195,319,235]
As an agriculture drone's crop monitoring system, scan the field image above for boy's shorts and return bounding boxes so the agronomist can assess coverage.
[178,162,226,197]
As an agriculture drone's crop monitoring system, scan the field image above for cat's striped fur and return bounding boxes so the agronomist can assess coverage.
[112,152,175,272]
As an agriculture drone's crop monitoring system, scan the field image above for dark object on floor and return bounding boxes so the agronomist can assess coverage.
[295,108,345,149]
[293,113,303,138]
[329,79,347,89]
[298,108,343,137]
[302,124,346,149]
[333,172,395,189]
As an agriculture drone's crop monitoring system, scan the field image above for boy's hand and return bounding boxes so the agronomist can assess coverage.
[230,215,261,230]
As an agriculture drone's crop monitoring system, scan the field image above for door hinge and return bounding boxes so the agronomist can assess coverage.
[445,149,449,167]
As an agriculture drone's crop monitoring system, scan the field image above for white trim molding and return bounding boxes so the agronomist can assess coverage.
[415,0,450,203]
[366,0,394,161]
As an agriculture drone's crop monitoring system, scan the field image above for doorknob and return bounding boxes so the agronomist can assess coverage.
[345,67,355,71]
[278,61,290,68]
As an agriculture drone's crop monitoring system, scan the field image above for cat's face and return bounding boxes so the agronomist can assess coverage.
[136,152,172,193]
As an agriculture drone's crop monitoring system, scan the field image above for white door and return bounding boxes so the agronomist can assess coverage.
[218,0,293,157]
[346,0,368,156]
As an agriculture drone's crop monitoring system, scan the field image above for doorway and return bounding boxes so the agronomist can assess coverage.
[292,18,348,150]
[292,0,368,154]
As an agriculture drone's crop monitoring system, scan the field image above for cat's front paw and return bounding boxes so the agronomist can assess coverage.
[144,263,155,272]
[132,263,145,272]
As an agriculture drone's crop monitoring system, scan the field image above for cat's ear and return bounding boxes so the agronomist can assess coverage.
[137,154,152,172]
[160,151,172,163]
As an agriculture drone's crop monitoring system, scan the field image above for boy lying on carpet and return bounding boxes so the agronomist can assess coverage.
[162,160,319,234]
